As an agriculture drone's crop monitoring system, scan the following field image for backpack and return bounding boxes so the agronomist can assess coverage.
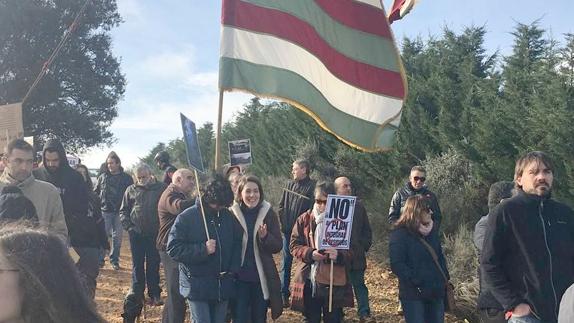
[0,185,38,222]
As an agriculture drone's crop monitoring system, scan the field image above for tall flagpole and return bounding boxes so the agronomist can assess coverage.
[214,90,224,170]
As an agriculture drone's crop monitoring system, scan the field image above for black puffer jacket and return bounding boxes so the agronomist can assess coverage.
[388,183,442,227]
[94,169,133,213]
[120,180,167,237]
[167,203,242,301]
[481,191,574,322]
[278,176,315,234]
[389,227,449,301]
[33,139,107,248]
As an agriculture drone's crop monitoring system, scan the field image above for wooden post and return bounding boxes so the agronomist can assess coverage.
[214,90,224,170]
[194,169,210,240]
[329,259,334,312]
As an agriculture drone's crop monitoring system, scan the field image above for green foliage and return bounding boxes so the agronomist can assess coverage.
[0,0,126,152]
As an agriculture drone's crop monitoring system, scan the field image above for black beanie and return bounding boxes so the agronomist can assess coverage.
[488,181,514,212]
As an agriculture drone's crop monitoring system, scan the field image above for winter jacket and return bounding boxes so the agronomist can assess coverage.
[33,139,105,248]
[289,210,353,309]
[388,182,442,227]
[0,172,67,241]
[389,227,449,301]
[120,180,167,238]
[349,201,372,271]
[156,184,195,251]
[481,191,574,322]
[559,283,574,323]
[162,164,177,184]
[474,213,504,311]
[167,203,242,301]
[94,170,133,213]
[278,176,316,234]
[230,201,283,320]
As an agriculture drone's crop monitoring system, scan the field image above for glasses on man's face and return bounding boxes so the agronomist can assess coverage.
[315,199,327,205]
[413,176,426,182]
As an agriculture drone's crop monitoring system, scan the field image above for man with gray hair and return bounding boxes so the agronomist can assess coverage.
[120,163,167,306]
[278,158,316,307]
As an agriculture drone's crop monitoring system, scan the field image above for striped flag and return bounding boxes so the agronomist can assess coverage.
[388,0,417,24]
[219,0,407,151]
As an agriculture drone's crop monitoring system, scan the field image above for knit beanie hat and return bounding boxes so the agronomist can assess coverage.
[488,181,514,212]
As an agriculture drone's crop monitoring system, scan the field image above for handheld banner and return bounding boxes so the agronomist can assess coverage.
[318,195,356,250]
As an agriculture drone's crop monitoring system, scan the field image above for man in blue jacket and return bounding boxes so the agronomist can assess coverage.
[481,151,574,323]
[167,173,242,323]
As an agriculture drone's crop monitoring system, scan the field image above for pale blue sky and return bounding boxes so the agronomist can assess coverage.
[80,0,574,168]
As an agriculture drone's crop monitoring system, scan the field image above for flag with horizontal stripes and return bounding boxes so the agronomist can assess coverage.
[219,0,407,151]
[389,0,417,24]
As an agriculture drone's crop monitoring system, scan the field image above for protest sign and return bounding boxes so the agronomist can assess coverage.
[0,103,24,153]
[228,138,252,166]
[180,113,205,173]
[318,194,356,250]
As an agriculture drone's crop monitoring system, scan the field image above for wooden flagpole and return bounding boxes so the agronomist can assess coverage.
[214,90,224,170]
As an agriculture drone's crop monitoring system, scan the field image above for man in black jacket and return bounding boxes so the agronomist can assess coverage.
[335,176,373,322]
[277,159,315,306]
[481,151,574,323]
[167,174,242,323]
[154,151,177,185]
[120,163,167,306]
[33,139,108,298]
[388,166,442,228]
[95,151,134,270]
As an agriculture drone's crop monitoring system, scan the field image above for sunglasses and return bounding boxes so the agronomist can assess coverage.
[315,199,327,205]
[413,176,426,182]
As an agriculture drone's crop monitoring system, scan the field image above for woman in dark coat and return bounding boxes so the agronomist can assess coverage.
[289,181,353,323]
[230,175,283,322]
[389,195,449,323]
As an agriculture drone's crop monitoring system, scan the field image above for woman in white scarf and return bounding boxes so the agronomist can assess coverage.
[289,182,352,323]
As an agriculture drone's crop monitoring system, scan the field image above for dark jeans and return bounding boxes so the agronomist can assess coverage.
[281,232,293,297]
[129,231,161,297]
[401,298,445,323]
[478,308,506,323]
[187,299,228,323]
[160,251,187,323]
[303,280,343,323]
[102,211,123,264]
[349,269,370,317]
[233,280,268,323]
[74,247,101,299]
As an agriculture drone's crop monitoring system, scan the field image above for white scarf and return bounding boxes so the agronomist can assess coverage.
[310,204,326,296]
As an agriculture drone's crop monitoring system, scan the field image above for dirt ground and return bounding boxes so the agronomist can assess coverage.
[95,238,465,323]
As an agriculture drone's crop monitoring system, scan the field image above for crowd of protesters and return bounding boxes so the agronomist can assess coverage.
[1,137,574,323]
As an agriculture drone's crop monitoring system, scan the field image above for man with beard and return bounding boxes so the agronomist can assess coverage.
[95,151,134,270]
[33,138,107,298]
[0,139,67,239]
[154,151,177,185]
[481,151,574,323]
[388,166,442,228]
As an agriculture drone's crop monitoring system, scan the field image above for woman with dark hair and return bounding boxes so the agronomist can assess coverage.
[290,181,353,323]
[0,224,105,323]
[229,175,283,322]
[389,195,449,323]
[167,173,243,323]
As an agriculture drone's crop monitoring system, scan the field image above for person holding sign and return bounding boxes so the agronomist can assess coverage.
[167,174,242,323]
[229,175,283,322]
[289,182,353,323]
[389,195,449,323]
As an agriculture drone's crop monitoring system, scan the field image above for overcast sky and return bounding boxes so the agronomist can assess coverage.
[79,0,574,169]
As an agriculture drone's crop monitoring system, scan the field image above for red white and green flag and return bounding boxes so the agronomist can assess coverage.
[219,0,407,151]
